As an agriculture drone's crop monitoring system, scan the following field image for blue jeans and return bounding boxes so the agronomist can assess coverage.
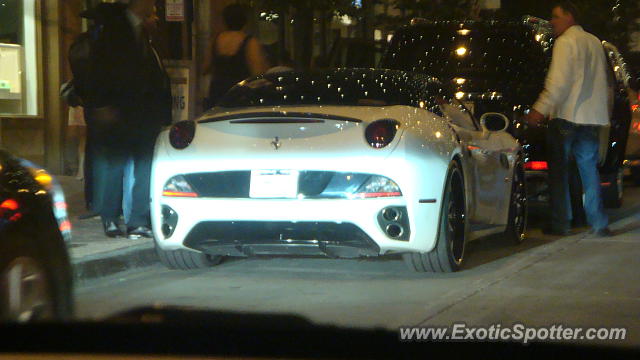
[547,119,608,231]
[122,157,135,224]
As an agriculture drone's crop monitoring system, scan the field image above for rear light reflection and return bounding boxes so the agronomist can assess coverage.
[524,161,548,171]
[8,213,22,222]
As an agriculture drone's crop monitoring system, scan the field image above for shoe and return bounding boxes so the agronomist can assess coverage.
[127,226,153,240]
[585,227,613,239]
[542,227,572,236]
[103,220,124,238]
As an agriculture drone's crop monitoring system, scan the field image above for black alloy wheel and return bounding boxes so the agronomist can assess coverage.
[505,157,528,244]
[403,162,467,273]
[447,168,466,265]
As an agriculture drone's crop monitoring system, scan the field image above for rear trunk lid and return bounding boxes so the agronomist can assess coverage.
[168,106,410,162]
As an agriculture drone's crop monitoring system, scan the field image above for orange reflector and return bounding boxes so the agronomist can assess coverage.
[59,220,72,232]
[524,161,548,171]
[54,201,68,210]
[162,191,198,197]
[356,192,402,198]
[600,182,612,187]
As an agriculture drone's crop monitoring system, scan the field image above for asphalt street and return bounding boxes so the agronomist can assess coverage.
[75,182,640,347]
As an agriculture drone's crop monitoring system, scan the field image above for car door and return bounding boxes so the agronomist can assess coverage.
[438,97,504,225]
[482,121,520,225]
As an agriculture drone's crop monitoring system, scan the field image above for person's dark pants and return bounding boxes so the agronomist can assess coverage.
[547,118,608,232]
[99,132,157,228]
[83,126,95,211]
[84,108,110,214]
[97,141,125,224]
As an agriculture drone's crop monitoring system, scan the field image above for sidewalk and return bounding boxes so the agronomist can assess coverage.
[57,176,158,283]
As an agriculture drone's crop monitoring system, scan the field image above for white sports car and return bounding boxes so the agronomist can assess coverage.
[151,69,527,272]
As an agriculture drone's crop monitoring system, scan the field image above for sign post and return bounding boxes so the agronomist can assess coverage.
[166,0,185,22]
[165,63,190,123]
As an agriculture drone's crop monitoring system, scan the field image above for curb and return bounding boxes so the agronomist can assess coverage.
[72,243,159,284]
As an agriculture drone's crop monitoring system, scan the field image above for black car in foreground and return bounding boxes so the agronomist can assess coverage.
[381,17,632,209]
[0,150,73,321]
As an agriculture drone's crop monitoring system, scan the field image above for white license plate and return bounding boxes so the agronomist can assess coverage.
[250,170,299,198]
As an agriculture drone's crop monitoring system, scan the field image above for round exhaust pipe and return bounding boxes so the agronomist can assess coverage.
[385,223,404,238]
[162,223,173,237]
[161,205,178,238]
[382,207,401,222]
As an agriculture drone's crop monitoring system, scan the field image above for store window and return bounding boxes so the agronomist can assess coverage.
[0,0,39,115]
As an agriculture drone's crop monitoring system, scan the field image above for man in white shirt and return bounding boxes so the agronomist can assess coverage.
[524,1,611,237]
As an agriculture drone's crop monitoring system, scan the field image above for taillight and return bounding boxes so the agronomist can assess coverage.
[0,198,21,222]
[353,176,402,198]
[0,199,18,211]
[162,175,198,197]
[169,121,196,150]
[524,161,548,171]
[365,119,399,149]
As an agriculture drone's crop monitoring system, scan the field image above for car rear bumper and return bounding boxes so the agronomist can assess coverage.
[151,196,441,256]
[184,221,381,258]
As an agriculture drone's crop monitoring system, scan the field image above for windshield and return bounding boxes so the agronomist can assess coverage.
[381,23,550,97]
[217,69,444,111]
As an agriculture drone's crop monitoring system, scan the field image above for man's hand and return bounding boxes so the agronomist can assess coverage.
[524,109,546,127]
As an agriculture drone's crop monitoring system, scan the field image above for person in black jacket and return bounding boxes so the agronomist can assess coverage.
[202,4,270,108]
[83,0,171,238]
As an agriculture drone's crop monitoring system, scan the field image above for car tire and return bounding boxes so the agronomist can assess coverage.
[156,245,222,270]
[505,156,528,244]
[403,162,467,273]
[0,221,73,322]
[602,168,624,209]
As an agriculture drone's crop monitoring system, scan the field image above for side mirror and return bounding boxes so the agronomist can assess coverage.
[480,112,509,132]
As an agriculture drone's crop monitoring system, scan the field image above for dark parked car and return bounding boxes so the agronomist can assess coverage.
[380,17,632,209]
[0,150,73,322]
[622,51,640,184]
[325,37,386,68]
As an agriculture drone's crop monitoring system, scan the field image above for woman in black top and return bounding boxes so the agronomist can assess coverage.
[203,4,269,107]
